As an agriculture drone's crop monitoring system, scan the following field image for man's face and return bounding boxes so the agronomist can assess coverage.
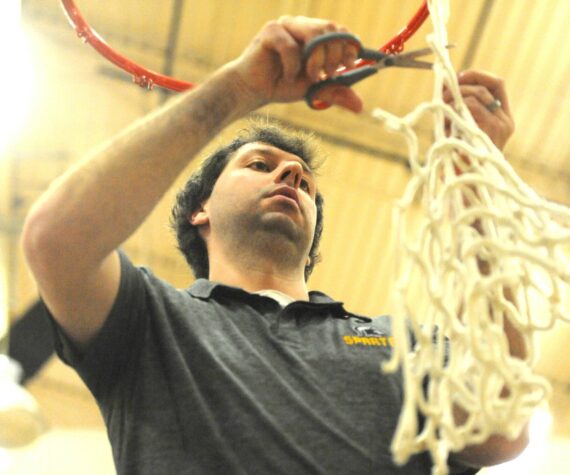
[199,142,318,260]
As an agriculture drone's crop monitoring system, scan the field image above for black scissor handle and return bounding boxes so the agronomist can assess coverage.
[302,32,363,63]
[303,32,388,110]
[303,31,389,64]
[305,65,378,110]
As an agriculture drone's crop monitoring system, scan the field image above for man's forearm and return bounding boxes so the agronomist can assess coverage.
[24,65,255,271]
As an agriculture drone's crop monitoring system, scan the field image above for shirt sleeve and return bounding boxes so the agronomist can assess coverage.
[42,250,149,400]
[450,466,479,475]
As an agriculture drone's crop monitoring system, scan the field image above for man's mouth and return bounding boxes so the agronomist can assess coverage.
[267,186,300,207]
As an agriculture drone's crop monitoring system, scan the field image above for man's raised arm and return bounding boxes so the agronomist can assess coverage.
[21,16,361,348]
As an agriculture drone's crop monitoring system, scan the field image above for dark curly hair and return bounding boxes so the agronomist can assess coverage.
[171,123,325,281]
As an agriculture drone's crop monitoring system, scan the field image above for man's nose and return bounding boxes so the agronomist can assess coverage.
[276,161,303,188]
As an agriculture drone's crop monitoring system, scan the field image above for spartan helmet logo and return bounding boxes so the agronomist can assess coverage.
[350,322,386,338]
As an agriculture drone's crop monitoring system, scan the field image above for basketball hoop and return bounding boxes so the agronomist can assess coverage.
[60,0,429,92]
[59,0,194,91]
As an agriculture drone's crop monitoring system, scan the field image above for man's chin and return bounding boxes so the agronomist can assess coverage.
[257,212,308,245]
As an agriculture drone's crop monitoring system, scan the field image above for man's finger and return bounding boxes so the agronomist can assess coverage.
[342,41,359,69]
[323,40,345,77]
[278,15,339,43]
[458,70,511,117]
[316,85,363,113]
[306,45,326,82]
[277,16,350,81]
[443,85,494,106]
[266,27,303,83]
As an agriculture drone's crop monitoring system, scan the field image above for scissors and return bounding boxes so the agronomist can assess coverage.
[303,32,437,110]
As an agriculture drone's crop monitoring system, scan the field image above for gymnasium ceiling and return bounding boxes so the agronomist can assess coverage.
[22,0,570,204]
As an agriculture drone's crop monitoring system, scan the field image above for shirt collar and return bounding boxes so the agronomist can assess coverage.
[187,278,343,307]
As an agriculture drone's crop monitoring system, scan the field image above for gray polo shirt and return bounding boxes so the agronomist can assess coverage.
[48,251,478,475]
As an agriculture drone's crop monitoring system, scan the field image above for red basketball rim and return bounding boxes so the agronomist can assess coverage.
[60,0,429,93]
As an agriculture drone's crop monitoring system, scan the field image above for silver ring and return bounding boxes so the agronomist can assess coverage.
[485,98,502,113]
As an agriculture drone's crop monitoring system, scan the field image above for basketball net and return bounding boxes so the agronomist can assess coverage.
[371,0,570,473]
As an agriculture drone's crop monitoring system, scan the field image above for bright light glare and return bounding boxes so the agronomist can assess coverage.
[0,0,35,154]
[0,448,11,472]
[482,407,552,474]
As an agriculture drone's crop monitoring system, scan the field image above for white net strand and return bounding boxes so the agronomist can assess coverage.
[370,0,570,474]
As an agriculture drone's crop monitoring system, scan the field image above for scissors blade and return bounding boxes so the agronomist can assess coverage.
[371,45,454,71]
[383,58,433,70]
[366,48,430,71]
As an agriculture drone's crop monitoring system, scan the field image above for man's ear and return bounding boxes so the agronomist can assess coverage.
[189,202,209,226]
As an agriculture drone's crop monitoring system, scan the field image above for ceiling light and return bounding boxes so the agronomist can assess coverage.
[0,0,35,154]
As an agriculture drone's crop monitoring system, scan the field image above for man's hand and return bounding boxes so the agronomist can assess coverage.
[226,16,363,112]
[444,70,515,150]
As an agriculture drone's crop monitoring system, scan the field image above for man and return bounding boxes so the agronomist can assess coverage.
[22,15,524,474]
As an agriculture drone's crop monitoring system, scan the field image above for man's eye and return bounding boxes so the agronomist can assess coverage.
[250,161,269,171]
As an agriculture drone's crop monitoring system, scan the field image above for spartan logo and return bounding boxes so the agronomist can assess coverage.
[351,322,386,338]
